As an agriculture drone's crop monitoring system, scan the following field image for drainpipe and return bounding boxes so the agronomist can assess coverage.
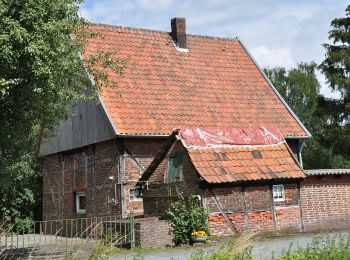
[298,140,306,169]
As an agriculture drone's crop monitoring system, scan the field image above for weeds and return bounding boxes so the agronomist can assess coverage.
[278,232,350,259]
[189,233,254,260]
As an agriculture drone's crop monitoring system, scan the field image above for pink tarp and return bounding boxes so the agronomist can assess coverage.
[177,124,284,147]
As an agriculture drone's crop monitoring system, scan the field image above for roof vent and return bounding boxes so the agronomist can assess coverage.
[171,17,187,50]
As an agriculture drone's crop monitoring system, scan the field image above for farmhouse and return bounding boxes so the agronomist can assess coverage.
[40,18,350,240]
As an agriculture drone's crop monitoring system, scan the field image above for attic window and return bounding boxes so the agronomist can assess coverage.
[251,150,263,159]
[167,154,183,183]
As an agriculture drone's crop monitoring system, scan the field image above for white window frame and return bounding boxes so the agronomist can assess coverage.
[272,184,285,202]
[129,188,142,202]
[76,192,86,214]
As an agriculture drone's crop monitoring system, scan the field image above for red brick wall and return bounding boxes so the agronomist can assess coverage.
[300,175,350,231]
[135,217,173,248]
[43,138,166,220]
[143,140,202,216]
[142,140,303,235]
[205,183,302,235]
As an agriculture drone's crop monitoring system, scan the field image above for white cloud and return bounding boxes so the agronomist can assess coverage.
[251,46,294,68]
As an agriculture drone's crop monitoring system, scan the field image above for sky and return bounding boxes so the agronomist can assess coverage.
[81,0,348,98]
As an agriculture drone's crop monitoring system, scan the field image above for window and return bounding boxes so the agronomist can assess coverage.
[272,185,285,202]
[129,188,142,201]
[76,192,86,214]
[167,155,183,183]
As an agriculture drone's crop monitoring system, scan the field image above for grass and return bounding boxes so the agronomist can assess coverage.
[277,232,350,259]
[189,233,254,260]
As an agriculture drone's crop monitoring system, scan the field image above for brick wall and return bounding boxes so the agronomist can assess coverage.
[143,140,202,216]
[204,183,302,235]
[142,140,303,235]
[135,217,173,248]
[43,138,166,220]
[300,175,350,231]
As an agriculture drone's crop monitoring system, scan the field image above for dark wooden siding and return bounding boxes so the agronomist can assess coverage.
[40,101,115,155]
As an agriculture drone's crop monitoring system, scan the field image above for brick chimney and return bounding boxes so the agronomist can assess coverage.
[171,17,187,49]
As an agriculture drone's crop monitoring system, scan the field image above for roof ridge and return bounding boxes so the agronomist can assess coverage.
[88,22,239,41]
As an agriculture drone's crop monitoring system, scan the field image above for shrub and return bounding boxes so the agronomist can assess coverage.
[167,194,209,245]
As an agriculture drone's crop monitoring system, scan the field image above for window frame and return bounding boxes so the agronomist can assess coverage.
[272,184,285,202]
[75,192,86,214]
[129,188,142,202]
[166,154,183,183]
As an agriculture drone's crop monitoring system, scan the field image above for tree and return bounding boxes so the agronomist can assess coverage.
[312,4,350,169]
[320,5,350,105]
[264,63,350,169]
[0,0,127,222]
[264,62,320,131]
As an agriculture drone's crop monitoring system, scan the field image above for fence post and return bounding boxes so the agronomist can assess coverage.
[128,212,135,248]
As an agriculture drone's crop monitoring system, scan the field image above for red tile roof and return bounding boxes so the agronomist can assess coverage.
[84,23,309,138]
[187,143,305,183]
[180,127,305,183]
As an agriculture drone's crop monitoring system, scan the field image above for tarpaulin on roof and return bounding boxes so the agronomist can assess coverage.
[178,124,284,147]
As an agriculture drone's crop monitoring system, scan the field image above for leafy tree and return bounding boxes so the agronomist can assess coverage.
[264,63,350,169]
[312,4,350,169]
[320,5,350,105]
[0,0,127,222]
[264,62,320,131]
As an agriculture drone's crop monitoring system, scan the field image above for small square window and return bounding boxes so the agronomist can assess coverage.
[167,155,183,183]
[273,185,285,202]
[129,188,142,201]
[76,192,86,214]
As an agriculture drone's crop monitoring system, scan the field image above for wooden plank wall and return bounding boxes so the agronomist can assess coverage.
[40,101,115,155]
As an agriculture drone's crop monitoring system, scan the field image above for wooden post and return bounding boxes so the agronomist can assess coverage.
[241,187,249,229]
[297,181,305,231]
[269,184,277,231]
[117,139,126,218]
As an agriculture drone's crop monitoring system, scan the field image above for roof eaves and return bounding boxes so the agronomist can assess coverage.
[305,169,350,176]
[237,38,312,139]
[98,95,120,135]
[118,133,170,138]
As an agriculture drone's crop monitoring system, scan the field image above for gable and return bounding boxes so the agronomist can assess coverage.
[40,100,115,155]
[84,23,310,138]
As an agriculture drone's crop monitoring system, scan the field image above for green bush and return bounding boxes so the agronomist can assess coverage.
[167,194,209,246]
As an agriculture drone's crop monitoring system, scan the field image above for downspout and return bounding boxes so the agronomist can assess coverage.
[299,140,306,169]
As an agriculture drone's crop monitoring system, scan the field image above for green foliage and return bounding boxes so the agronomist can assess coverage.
[167,194,209,246]
[263,62,320,131]
[0,0,128,222]
[279,233,350,259]
[264,60,350,169]
[320,5,350,100]
[302,5,350,169]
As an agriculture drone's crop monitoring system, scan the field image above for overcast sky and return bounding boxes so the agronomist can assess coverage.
[81,0,348,98]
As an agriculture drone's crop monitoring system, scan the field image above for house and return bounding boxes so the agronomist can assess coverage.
[138,125,306,234]
[40,17,311,222]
